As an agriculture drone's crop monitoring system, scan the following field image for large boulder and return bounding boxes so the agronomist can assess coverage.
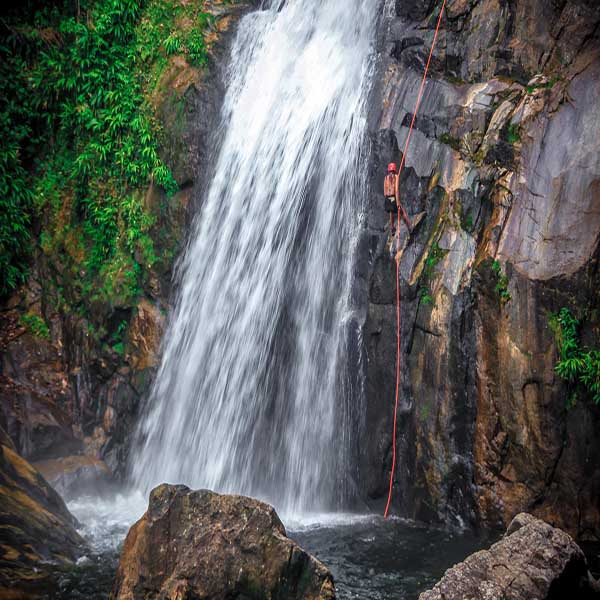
[419,513,600,600]
[113,484,336,600]
[0,432,86,598]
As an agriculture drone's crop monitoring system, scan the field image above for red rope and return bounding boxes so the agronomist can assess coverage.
[384,0,447,520]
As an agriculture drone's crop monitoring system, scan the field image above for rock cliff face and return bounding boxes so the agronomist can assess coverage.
[113,484,336,600]
[0,429,85,597]
[0,1,253,481]
[359,0,600,538]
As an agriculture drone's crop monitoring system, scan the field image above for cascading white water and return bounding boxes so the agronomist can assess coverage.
[131,0,378,517]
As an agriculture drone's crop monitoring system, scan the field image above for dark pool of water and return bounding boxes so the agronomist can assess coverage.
[55,555,121,600]
[291,517,493,600]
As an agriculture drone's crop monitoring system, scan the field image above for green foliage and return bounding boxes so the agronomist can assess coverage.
[164,33,181,55]
[526,77,557,95]
[463,213,474,230]
[0,141,32,295]
[549,308,600,406]
[460,208,474,232]
[197,11,216,28]
[20,313,51,340]
[153,164,178,196]
[446,75,466,86]
[549,308,580,364]
[491,260,511,304]
[187,28,208,66]
[0,41,37,295]
[112,341,126,356]
[419,242,447,306]
[161,14,213,66]
[439,132,461,152]
[506,123,521,145]
[111,319,128,343]
[581,350,600,404]
[0,0,222,309]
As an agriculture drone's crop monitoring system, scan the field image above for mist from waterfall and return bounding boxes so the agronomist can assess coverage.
[130,0,378,517]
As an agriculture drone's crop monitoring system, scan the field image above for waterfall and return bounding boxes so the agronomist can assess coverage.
[131,0,378,517]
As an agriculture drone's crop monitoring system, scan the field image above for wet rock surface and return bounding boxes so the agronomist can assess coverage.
[0,430,85,598]
[418,513,600,600]
[359,0,600,537]
[112,484,336,600]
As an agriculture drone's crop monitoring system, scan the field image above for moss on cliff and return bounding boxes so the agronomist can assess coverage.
[0,0,225,317]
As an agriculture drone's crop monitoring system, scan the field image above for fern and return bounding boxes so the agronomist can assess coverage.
[555,356,586,382]
[187,30,208,66]
[164,33,181,55]
[20,313,51,340]
[491,260,511,304]
[581,350,600,405]
[418,242,447,306]
[550,309,600,406]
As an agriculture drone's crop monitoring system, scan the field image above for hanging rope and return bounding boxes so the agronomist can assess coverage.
[384,0,447,520]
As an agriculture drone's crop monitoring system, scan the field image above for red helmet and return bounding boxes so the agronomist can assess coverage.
[388,163,397,173]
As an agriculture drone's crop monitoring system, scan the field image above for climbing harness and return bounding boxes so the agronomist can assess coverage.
[384,0,447,520]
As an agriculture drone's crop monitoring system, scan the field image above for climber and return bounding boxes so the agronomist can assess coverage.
[383,163,412,234]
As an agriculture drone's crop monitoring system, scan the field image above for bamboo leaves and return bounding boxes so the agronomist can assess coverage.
[550,308,600,406]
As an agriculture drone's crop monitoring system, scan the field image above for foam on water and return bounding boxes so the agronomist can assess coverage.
[68,491,147,554]
[67,489,382,546]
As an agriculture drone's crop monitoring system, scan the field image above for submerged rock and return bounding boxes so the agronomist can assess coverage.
[113,484,336,600]
[418,513,600,600]
[0,432,85,598]
[33,454,110,496]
